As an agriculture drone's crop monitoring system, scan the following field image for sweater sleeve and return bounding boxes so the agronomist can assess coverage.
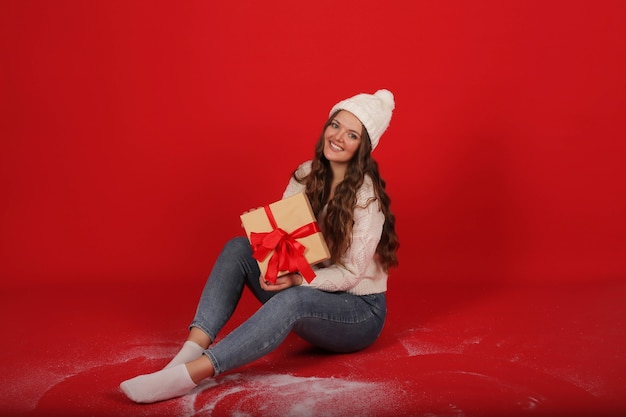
[302,177,385,293]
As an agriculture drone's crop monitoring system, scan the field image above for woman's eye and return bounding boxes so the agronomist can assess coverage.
[331,122,339,128]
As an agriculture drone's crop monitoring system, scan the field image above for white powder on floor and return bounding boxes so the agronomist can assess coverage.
[398,327,484,357]
[5,338,402,417]
[180,372,399,417]
[1,337,180,414]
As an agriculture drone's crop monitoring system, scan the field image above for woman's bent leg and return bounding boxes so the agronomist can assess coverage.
[164,237,260,370]
[122,237,263,403]
[121,288,386,403]
[189,236,261,342]
[205,287,386,376]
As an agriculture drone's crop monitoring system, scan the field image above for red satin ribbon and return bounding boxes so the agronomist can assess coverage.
[250,205,320,284]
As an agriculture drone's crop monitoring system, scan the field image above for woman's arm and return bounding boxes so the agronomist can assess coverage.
[305,196,384,292]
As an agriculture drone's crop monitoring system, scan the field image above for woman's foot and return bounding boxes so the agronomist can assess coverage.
[120,363,197,403]
[164,340,204,369]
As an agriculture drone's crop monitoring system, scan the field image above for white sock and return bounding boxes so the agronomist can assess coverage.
[164,340,205,369]
[120,363,197,403]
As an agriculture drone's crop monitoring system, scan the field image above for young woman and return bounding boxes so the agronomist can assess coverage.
[120,89,399,403]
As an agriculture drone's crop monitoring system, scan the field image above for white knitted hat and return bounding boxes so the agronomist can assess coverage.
[329,89,395,150]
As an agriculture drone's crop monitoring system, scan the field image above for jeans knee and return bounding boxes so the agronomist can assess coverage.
[223,236,252,256]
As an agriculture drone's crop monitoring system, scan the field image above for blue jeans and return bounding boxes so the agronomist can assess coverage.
[189,237,387,376]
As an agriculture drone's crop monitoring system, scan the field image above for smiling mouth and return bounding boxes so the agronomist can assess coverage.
[329,141,343,151]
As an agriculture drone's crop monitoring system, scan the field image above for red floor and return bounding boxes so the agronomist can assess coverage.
[1,277,625,417]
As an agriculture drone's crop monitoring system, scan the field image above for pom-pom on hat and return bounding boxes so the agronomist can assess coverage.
[329,89,395,150]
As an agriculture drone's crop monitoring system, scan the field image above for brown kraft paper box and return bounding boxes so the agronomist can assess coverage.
[240,192,330,282]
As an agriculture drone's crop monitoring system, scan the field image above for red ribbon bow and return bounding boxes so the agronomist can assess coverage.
[250,205,320,284]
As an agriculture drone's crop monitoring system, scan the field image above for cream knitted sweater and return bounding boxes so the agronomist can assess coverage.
[282,161,388,295]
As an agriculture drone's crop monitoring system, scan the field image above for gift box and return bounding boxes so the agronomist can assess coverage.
[240,192,330,284]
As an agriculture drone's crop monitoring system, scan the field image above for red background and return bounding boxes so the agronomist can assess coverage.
[1,0,625,289]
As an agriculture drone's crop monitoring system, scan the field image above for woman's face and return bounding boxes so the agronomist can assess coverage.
[323,110,363,165]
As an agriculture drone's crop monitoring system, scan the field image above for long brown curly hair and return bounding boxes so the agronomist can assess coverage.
[292,111,399,272]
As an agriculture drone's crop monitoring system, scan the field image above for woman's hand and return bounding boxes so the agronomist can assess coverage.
[259,273,303,292]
